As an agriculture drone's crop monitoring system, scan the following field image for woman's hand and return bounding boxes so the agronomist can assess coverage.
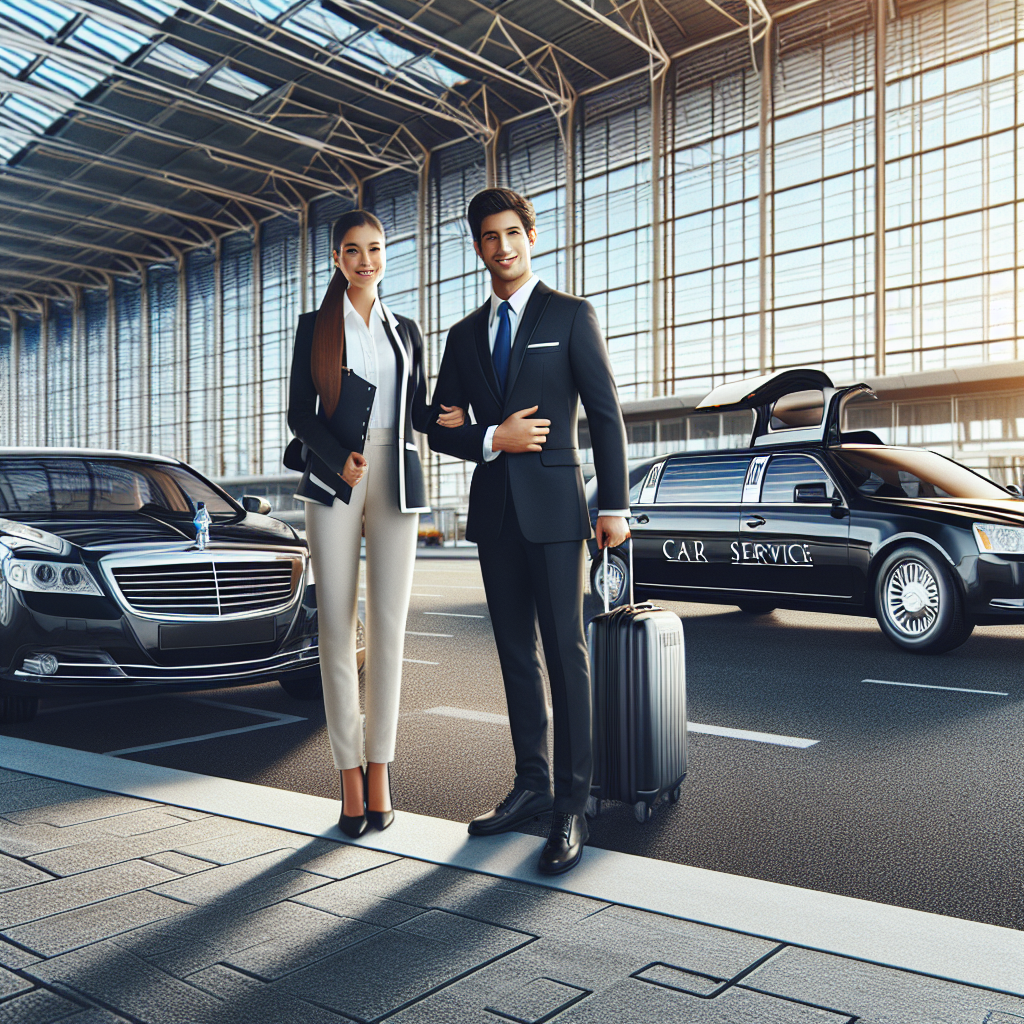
[342,451,368,487]
[437,404,465,428]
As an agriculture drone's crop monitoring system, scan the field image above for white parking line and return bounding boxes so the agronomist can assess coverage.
[104,697,306,756]
[424,611,486,619]
[403,659,440,666]
[686,723,818,748]
[424,706,509,725]
[422,706,818,748]
[406,631,454,638]
[864,679,1009,697]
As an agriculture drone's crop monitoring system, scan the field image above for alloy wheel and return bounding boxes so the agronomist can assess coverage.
[884,559,940,636]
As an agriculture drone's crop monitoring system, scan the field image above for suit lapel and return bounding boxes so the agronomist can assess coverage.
[473,301,502,406]
[381,312,409,438]
[503,281,552,400]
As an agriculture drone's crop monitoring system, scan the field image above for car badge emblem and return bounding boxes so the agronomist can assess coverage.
[192,501,211,552]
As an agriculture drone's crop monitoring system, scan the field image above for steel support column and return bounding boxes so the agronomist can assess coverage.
[252,226,263,475]
[176,255,188,460]
[40,298,49,445]
[9,310,19,445]
[563,97,577,297]
[757,19,774,375]
[214,237,224,476]
[874,0,887,377]
[650,70,665,398]
[138,265,150,454]
[106,277,116,447]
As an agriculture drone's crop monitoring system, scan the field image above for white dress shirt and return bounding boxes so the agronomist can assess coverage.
[343,292,398,431]
[479,276,629,519]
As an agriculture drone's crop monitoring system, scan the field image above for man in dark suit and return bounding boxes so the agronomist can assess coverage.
[428,187,630,874]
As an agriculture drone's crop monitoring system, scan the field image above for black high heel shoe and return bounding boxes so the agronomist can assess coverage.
[338,768,367,838]
[366,763,394,832]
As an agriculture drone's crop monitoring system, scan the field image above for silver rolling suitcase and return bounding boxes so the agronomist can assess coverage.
[587,542,687,823]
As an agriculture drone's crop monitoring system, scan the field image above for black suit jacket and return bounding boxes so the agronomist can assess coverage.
[287,306,430,512]
[427,281,628,544]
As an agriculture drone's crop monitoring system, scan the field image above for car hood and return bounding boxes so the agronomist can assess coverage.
[869,497,1024,526]
[6,512,299,552]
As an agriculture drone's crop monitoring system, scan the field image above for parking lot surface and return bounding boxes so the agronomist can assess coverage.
[3,554,1022,931]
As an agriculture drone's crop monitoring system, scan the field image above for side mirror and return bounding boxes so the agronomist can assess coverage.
[1007,483,1023,498]
[794,482,828,503]
[241,495,272,515]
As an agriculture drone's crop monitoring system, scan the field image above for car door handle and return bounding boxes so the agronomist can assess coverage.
[632,514,649,525]
[746,516,766,528]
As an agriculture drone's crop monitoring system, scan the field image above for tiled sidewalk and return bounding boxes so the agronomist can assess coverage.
[2,766,1024,1024]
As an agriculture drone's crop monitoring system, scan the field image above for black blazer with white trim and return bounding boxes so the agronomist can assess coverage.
[287,305,431,513]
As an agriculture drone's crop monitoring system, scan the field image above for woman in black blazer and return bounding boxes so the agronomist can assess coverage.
[287,210,460,836]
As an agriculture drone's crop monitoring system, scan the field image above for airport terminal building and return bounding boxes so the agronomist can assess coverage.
[1,0,1022,515]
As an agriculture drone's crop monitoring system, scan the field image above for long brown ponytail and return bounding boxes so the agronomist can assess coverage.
[310,209,385,418]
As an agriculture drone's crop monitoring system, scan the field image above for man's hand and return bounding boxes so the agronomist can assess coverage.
[492,406,550,453]
[342,451,368,487]
[596,515,629,550]
[436,404,466,428]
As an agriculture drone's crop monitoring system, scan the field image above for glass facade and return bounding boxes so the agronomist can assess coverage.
[3,0,1024,507]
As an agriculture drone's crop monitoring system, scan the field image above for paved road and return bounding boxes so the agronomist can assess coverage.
[5,555,1022,930]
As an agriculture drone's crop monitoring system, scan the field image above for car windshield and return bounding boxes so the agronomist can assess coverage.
[0,458,238,515]
[832,447,1009,500]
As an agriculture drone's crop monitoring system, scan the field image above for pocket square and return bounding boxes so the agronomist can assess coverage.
[528,341,560,349]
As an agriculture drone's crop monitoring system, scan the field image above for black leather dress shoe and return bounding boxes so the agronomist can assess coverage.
[537,812,588,874]
[468,787,553,836]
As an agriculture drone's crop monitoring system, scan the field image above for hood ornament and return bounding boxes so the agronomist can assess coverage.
[192,501,211,552]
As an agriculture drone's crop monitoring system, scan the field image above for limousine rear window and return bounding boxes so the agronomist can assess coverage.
[833,448,1008,500]
[760,455,836,502]
[656,455,749,503]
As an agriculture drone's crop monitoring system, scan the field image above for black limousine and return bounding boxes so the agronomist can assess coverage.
[590,369,1024,654]
[0,449,322,723]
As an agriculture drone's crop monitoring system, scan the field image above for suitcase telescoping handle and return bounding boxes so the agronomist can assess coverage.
[602,533,634,613]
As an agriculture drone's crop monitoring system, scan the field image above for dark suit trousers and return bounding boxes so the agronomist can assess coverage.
[476,491,592,817]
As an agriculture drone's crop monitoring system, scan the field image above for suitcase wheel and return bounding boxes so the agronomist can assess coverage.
[585,796,603,819]
[634,801,653,824]
[668,785,682,804]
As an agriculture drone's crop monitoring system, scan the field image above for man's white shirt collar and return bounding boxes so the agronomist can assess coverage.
[489,275,540,326]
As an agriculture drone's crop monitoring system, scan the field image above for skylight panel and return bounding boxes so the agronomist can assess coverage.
[0,44,32,77]
[144,42,210,79]
[352,31,416,69]
[0,134,21,161]
[0,0,76,39]
[287,3,358,47]
[66,18,151,63]
[228,0,293,21]
[207,65,269,100]
[0,93,67,131]
[31,57,105,97]
[115,0,177,24]
[410,55,467,90]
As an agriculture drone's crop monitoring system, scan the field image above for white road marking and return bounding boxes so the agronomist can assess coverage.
[422,706,818,748]
[103,697,306,756]
[424,611,486,619]
[686,723,818,748]
[406,631,454,638]
[864,678,1009,697]
[412,584,485,590]
[423,706,512,725]
[403,659,440,666]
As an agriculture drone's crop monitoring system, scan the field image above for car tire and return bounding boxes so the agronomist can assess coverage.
[0,695,39,724]
[590,550,630,608]
[874,545,974,654]
[736,601,776,615]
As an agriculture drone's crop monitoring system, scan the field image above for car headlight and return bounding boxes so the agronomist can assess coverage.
[973,523,1024,555]
[0,518,71,556]
[0,556,103,596]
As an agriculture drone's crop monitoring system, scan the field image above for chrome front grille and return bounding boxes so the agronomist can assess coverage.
[103,552,303,620]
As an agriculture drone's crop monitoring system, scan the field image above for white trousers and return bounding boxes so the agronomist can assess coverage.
[304,428,418,769]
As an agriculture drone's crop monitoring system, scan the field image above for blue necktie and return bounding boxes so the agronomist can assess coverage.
[492,300,512,394]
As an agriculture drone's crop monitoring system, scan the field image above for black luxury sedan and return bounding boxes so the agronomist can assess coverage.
[589,368,1024,654]
[0,449,322,724]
